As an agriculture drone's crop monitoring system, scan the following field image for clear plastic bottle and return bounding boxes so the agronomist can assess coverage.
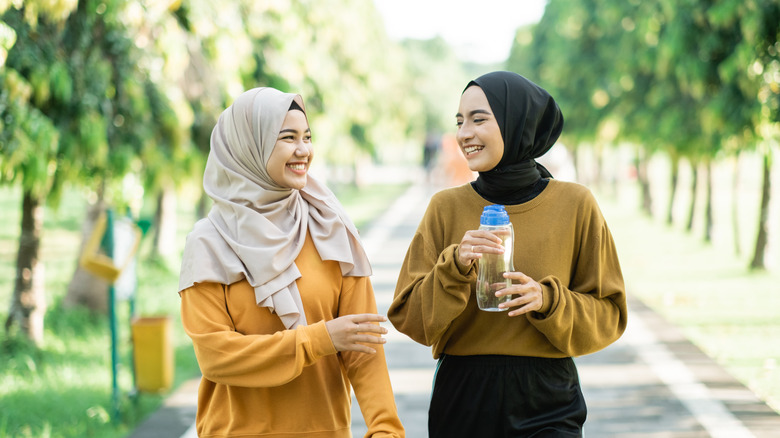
[475,205,514,311]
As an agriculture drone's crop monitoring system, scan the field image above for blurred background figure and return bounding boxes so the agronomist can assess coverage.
[423,131,442,183]
[436,133,476,188]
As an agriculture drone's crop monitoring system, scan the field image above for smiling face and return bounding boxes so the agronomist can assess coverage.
[456,85,504,172]
[267,106,312,190]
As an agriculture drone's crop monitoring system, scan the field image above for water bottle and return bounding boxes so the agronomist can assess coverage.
[476,205,514,311]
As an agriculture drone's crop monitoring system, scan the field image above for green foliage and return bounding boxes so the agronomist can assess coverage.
[521,0,616,145]
[400,37,468,137]
[506,0,779,270]
[0,1,184,208]
[0,19,17,55]
[508,0,779,161]
[1,0,442,204]
[1,0,446,348]
[0,70,59,198]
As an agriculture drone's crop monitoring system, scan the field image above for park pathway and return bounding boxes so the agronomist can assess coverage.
[129,179,780,438]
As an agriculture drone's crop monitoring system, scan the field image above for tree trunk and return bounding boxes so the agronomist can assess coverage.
[686,161,699,232]
[635,146,653,216]
[571,144,581,184]
[152,185,178,258]
[703,160,713,242]
[731,154,741,256]
[4,190,47,344]
[609,148,619,199]
[64,199,110,312]
[667,155,679,225]
[595,143,604,191]
[749,152,771,270]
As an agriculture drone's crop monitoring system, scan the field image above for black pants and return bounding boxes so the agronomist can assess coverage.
[429,355,587,438]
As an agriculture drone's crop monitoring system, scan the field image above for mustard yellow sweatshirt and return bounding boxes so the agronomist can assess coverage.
[181,233,404,438]
[388,180,627,359]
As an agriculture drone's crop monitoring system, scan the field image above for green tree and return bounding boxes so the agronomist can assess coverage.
[0,0,178,342]
[725,0,780,269]
[515,0,622,192]
[401,37,468,156]
[1,0,451,346]
[267,0,417,182]
[518,0,778,269]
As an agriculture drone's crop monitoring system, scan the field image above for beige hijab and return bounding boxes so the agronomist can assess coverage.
[178,87,371,329]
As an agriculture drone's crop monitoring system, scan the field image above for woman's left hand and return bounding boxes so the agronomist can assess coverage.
[495,271,543,317]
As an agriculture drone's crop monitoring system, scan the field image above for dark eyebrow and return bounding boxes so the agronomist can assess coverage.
[455,109,492,118]
[279,128,311,134]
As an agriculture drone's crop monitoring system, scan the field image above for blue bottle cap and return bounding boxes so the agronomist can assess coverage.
[480,205,510,226]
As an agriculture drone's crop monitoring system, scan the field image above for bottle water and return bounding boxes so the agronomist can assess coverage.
[476,205,514,311]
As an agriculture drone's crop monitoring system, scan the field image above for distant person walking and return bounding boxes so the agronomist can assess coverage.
[178,87,404,437]
[388,71,627,437]
[439,133,475,187]
[422,131,442,183]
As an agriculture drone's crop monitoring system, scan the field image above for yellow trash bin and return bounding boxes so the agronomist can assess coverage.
[131,316,174,393]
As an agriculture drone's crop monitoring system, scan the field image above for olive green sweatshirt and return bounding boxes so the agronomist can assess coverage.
[388,180,627,359]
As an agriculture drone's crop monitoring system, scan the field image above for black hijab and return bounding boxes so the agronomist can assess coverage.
[466,71,564,204]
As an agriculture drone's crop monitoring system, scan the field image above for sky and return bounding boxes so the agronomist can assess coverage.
[372,0,548,64]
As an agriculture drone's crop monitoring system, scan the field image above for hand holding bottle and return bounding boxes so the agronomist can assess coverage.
[495,271,544,316]
[456,230,504,267]
[472,206,515,311]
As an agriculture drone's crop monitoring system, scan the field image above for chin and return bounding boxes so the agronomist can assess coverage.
[466,162,486,173]
[292,178,307,190]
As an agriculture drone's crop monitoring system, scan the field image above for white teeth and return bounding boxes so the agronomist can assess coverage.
[288,163,305,170]
[464,146,483,155]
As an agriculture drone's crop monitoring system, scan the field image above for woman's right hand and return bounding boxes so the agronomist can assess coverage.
[325,314,388,354]
[457,229,505,268]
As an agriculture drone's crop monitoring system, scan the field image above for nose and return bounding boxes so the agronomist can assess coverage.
[294,141,311,157]
[456,121,473,145]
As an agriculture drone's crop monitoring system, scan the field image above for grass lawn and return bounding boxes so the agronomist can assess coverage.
[592,149,780,413]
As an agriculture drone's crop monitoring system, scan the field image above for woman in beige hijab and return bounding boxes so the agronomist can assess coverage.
[179,87,404,437]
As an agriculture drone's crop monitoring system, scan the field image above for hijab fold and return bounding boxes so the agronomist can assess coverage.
[467,71,564,204]
[178,87,371,329]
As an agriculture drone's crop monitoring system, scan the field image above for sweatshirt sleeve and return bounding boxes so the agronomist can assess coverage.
[387,203,475,347]
[529,197,628,356]
[180,281,337,387]
[338,276,405,438]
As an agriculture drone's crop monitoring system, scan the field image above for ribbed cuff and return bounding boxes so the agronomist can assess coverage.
[304,320,338,358]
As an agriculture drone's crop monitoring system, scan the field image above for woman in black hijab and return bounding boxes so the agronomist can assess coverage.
[467,71,563,203]
[388,71,627,437]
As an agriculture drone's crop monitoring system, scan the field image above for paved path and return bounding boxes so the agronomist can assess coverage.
[128,182,780,438]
